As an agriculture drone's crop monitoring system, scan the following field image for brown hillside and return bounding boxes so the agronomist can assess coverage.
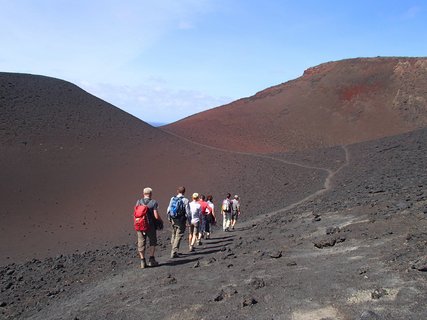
[163,57,427,153]
[0,73,320,265]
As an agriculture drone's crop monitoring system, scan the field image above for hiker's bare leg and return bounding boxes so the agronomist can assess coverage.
[138,249,145,259]
[149,245,156,257]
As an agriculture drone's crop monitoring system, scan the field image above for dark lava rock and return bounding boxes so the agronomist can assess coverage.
[53,263,65,270]
[269,250,282,259]
[358,267,368,275]
[286,261,297,266]
[314,233,346,249]
[371,288,388,299]
[242,296,257,307]
[214,286,238,302]
[312,213,321,222]
[0,302,7,307]
[162,274,177,285]
[213,291,224,302]
[359,310,382,320]
[4,282,13,290]
[47,289,60,297]
[411,258,427,272]
[326,226,341,235]
[6,269,14,276]
[250,277,265,289]
[314,237,336,249]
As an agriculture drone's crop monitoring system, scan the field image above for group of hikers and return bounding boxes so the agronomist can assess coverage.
[133,186,241,268]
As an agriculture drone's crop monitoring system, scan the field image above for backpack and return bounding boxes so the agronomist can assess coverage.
[199,201,210,216]
[222,199,231,212]
[133,200,150,232]
[169,196,185,219]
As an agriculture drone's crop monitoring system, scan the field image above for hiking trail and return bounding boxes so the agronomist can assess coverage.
[161,129,351,224]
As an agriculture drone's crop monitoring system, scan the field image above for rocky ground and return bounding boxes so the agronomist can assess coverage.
[1,128,426,320]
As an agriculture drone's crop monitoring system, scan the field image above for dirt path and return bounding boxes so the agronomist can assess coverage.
[161,129,351,225]
[262,145,350,215]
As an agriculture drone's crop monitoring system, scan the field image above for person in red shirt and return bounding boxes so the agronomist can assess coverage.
[197,194,210,245]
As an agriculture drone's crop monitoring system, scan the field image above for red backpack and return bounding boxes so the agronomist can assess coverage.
[199,200,210,216]
[133,200,150,232]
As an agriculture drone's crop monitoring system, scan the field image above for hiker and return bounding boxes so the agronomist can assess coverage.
[135,187,163,268]
[221,193,232,232]
[205,195,216,239]
[231,195,241,230]
[197,194,210,244]
[167,186,190,258]
[188,193,202,252]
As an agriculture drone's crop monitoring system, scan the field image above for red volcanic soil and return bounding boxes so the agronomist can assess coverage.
[163,57,427,153]
[0,73,322,265]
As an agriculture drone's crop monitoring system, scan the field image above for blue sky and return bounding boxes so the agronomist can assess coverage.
[1,1,426,124]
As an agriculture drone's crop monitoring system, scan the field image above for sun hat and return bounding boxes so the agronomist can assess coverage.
[234,195,239,199]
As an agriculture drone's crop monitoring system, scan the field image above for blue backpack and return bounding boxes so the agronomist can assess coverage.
[169,196,185,219]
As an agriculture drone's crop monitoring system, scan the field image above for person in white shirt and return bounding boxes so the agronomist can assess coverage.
[231,195,241,230]
[167,186,190,258]
[188,193,201,252]
[221,193,232,232]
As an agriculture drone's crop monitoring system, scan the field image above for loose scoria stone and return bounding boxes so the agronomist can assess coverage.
[359,310,381,320]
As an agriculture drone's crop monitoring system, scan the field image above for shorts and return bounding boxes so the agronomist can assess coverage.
[231,211,239,221]
[137,228,157,251]
[189,221,200,236]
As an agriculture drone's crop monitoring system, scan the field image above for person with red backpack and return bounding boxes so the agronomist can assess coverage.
[221,193,232,232]
[205,195,216,239]
[197,194,210,244]
[134,187,163,269]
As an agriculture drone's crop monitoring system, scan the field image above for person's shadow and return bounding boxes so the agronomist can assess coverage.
[160,233,237,266]
[160,257,200,267]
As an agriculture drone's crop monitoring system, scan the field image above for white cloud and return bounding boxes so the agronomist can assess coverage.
[78,81,232,124]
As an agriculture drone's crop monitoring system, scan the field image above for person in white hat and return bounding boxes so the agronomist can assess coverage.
[188,193,201,252]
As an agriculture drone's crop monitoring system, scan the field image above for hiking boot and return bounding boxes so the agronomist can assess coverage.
[171,252,179,259]
[197,240,202,246]
[189,245,194,252]
[147,257,159,267]
[140,259,147,269]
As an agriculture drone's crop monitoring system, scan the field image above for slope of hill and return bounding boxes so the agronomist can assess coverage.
[162,57,427,153]
[0,73,324,265]
[1,127,425,320]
